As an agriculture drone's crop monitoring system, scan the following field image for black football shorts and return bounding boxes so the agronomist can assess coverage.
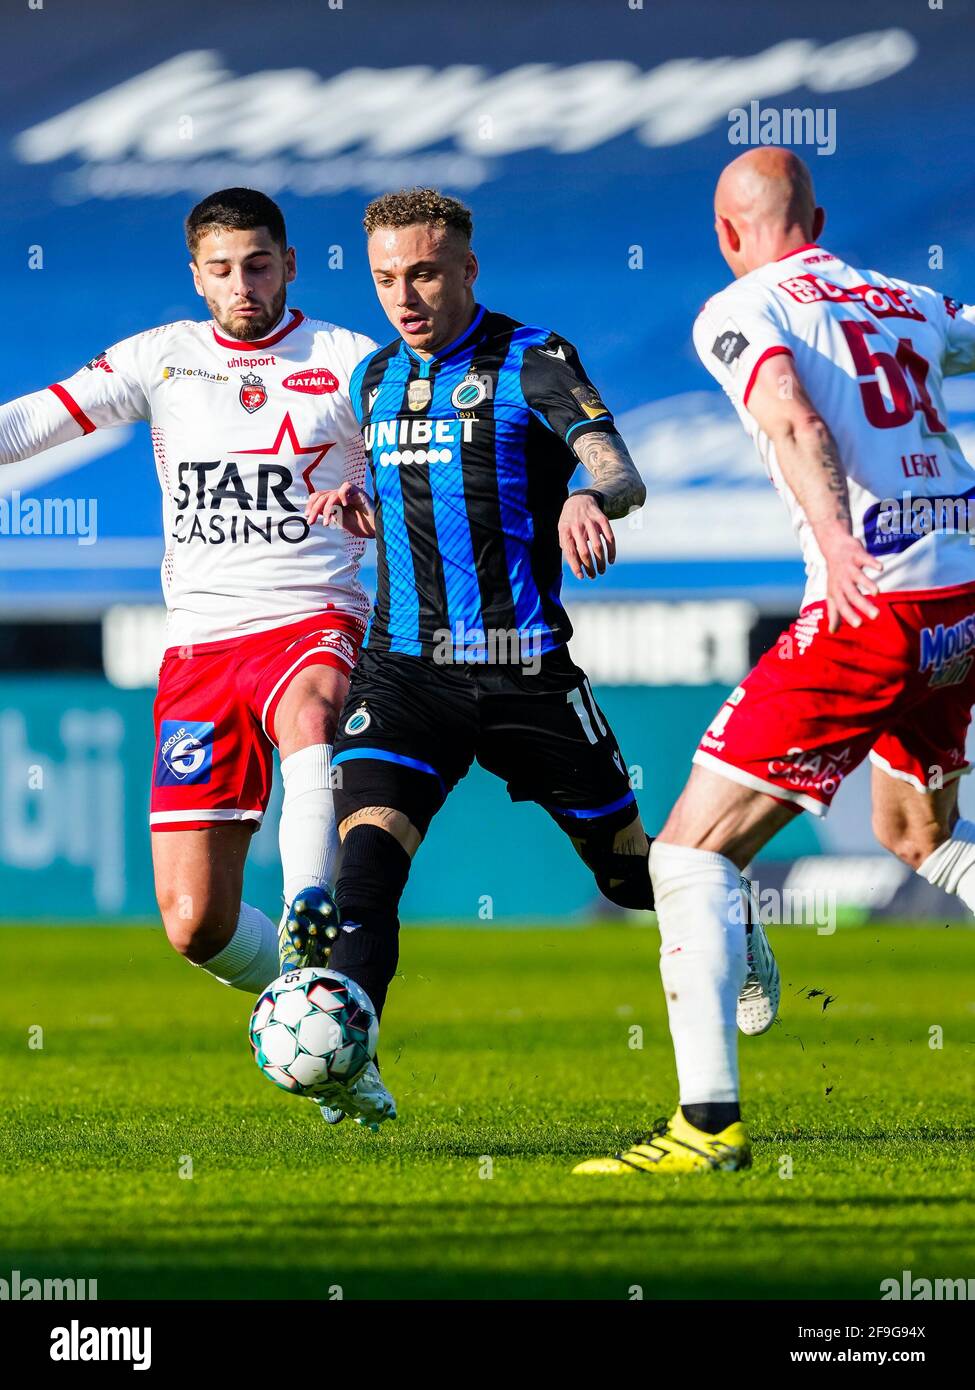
[331,645,636,836]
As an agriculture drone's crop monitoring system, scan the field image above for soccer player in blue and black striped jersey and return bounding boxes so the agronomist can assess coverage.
[300,189,654,1125]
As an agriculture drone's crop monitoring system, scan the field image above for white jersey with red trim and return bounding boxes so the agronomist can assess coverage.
[0,308,376,645]
[693,245,975,606]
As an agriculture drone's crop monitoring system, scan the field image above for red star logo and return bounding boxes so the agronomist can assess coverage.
[235,412,336,493]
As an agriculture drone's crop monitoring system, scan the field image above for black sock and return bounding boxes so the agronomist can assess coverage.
[331,825,412,1020]
[681,1101,741,1134]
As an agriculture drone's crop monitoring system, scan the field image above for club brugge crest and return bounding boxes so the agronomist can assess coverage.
[450,373,491,410]
[239,372,267,413]
[344,705,371,735]
[407,378,432,412]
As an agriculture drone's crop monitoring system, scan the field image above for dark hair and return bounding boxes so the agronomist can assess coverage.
[363,188,473,243]
[185,188,287,256]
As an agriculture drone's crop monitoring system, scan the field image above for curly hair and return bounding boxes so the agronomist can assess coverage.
[362,188,473,243]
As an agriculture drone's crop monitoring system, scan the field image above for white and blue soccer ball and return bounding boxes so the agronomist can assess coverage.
[249,969,378,1097]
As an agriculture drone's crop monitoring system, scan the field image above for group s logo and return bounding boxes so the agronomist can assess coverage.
[154,720,215,786]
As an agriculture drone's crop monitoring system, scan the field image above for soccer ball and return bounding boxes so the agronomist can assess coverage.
[249,969,378,1097]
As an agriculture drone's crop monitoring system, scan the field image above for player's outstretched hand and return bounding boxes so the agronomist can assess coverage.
[822,533,882,633]
[306,481,376,539]
[559,493,616,580]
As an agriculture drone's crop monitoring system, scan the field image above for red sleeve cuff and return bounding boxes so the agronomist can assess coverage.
[48,383,96,435]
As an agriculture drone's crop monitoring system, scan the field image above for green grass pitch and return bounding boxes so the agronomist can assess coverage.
[1,921,973,1300]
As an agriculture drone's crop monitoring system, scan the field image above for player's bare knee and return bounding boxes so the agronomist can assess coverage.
[872,805,928,867]
[157,887,241,963]
[876,821,947,871]
[165,915,238,965]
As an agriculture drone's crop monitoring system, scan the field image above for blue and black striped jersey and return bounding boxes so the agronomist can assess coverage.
[349,305,616,659]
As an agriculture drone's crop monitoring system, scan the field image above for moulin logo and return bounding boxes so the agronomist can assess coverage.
[919,614,975,687]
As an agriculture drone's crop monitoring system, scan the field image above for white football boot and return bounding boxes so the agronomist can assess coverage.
[736,875,780,1036]
[314,1060,397,1131]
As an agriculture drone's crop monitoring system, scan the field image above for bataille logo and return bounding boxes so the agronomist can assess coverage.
[283,368,339,395]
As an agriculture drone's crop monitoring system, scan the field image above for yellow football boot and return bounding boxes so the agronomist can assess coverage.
[572,1111,750,1175]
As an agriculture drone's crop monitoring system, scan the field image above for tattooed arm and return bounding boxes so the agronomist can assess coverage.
[558,429,646,580]
[745,352,881,633]
[571,429,647,520]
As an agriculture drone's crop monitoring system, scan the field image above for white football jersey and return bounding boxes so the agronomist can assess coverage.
[25,309,376,645]
[694,245,975,607]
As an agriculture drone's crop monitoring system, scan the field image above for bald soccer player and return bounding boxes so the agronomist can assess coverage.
[575,148,975,1176]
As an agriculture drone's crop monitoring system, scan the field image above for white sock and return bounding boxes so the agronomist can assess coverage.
[199,902,280,993]
[917,820,975,911]
[278,743,338,915]
[650,841,747,1105]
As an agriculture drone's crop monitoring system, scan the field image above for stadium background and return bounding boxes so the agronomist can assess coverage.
[1,0,973,922]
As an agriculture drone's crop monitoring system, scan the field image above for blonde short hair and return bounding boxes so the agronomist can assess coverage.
[362,188,473,243]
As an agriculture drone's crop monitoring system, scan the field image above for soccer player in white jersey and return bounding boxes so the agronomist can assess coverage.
[0,190,381,1075]
[575,148,975,1176]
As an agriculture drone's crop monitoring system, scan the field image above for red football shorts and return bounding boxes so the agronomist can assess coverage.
[694,582,975,816]
[150,609,366,832]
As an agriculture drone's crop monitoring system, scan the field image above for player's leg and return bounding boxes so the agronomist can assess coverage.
[645,595,975,1164]
[658,760,800,863]
[868,588,975,911]
[314,651,475,1125]
[652,765,795,1098]
[274,662,346,907]
[152,824,280,991]
[559,791,779,1033]
[317,801,445,1130]
[479,651,776,1049]
[477,651,776,1041]
[871,753,975,908]
[474,646,775,1168]
[871,765,961,867]
[574,601,897,1174]
[308,804,422,1129]
[330,803,423,1021]
[571,765,795,1176]
[151,643,280,992]
[556,678,654,909]
[555,808,653,905]
[252,613,365,965]
[476,656,655,909]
